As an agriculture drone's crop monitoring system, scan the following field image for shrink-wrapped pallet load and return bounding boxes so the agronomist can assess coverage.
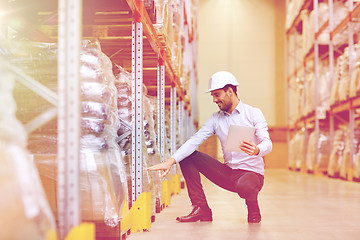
[319,64,331,112]
[354,150,360,181]
[0,67,56,240]
[349,44,360,98]
[302,1,348,55]
[339,132,351,180]
[305,131,316,172]
[306,130,331,173]
[286,0,306,30]
[305,72,315,115]
[288,133,297,170]
[330,55,344,105]
[339,128,360,180]
[289,130,306,170]
[8,39,128,227]
[338,48,351,102]
[328,127,347,178]
[154,0,174,49]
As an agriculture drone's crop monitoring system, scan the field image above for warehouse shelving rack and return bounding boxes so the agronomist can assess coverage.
[1,0,198,239]
[286,0,360,181]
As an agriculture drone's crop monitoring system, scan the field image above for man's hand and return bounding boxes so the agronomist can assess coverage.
[147,158,176,178]
[239,140,259,156]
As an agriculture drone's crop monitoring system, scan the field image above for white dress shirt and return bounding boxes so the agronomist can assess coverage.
[172,101,272,175]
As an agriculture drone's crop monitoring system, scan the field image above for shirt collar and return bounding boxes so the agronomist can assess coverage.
[234,100,244,114]
[221,100,243,115]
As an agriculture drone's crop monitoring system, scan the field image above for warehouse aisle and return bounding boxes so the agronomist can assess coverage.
[127,169,360,240]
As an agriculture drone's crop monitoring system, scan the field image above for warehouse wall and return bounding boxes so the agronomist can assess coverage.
[197,0,286,126]
[197,0,287,165]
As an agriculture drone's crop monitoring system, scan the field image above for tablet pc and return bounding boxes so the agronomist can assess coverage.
[225,125,256,152]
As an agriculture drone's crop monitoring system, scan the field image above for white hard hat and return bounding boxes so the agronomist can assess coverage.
[206,71,239,93]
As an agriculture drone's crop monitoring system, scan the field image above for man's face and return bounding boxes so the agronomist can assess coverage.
[210,88,232,112]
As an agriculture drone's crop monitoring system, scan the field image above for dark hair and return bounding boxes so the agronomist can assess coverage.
[223,84,237,96]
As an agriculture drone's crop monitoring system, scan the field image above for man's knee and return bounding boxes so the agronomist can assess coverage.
[235,174,261,199]
[236,182,259,199]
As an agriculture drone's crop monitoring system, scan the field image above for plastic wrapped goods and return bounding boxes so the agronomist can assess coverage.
[114,66,133,155]
[330,55,344,105]
[0,71,56,240]
[349,44,360,98]
[303,1,348,53]
[338,48,351,102]
[304,62,332,116]
[319,64,331,112]
[339,132,351,180]
[354,151,360,181]
[296,130,306,170]
[306,130,331,173]
[78,41,127,225]
[328,127,347,178]
[288,130,306,170]
[339,128,360,179]
[6,39,128,227]
[305,72,315,115]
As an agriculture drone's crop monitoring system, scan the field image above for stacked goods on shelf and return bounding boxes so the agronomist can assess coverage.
[293,73,304,123]
[286,0,306,30]
[318,63,331,112]
[304,64,315,115]
[330,44,360,104]
[354,127,360,181]
[154,0,175,52]
[0,59,56,240]
[8,39,128,227]
[78,41,127,226]
[153,0,197,78]
[350,45,360,97]
[338,47,352,102]
[301,1,348,59]
[288,129,306,170]
[339,128,360,179]
[299,61,331,117]
[171,0,183,75]
[305,130,331,173]
[291,60,331,122]
[288,133,296,169]
[327,126,347,178]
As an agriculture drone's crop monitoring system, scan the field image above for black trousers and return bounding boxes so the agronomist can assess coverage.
[179,151,264,209]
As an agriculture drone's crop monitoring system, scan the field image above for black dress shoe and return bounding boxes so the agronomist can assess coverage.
[176,206,213,222]
[247,213,261,223]
[246,200,261,223]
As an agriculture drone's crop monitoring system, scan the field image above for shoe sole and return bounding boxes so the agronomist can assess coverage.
[176,217,213,222]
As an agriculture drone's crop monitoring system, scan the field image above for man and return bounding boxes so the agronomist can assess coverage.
[148,71,272,223]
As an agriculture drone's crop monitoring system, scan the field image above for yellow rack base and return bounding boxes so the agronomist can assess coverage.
[130,192,152,233]
[161,180,171,208]
[64,223,95,240]
[120,198,131,236]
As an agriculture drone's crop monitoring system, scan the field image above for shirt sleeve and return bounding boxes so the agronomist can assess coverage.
[252,108,272,157]
[171,114,216,163]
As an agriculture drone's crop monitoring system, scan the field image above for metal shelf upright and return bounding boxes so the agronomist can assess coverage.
[131,11,144,205]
